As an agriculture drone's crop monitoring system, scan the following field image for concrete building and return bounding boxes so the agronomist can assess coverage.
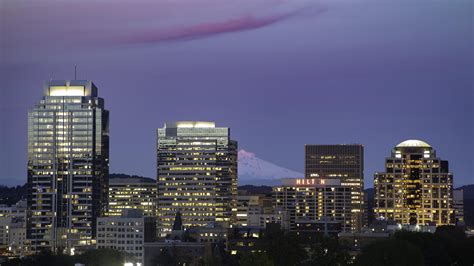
[0,200,28,256]
[96,210,156,265]
[0,217,10,250]
[156,121,237,237]
[374,140,454,226]
[27,80,109,253]
[107,177,157,217]
[305,144,365,231]
[273,178,352,233]
[235,195,289,230]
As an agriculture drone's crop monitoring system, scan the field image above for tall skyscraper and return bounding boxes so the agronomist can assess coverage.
[27,80,109,253]
[156,121,237,237]
[374,140,454,226]
[107,176,157,217]
[305,145,364,231]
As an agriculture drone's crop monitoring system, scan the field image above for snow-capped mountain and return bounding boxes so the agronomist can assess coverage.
[238,149,303,186]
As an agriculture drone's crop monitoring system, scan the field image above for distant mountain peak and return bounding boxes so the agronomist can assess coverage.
[238,149,303,185]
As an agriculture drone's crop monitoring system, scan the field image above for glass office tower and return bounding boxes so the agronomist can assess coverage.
[27,80,109,253]
[156,121,237,237]
[107,176,157,217]
[305,144,365,231]
[374,140,454,226]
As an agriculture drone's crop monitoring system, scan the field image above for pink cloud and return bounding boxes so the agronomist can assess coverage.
[123,5,326,44]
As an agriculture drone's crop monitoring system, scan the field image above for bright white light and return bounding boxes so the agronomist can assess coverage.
[176,121,215,128]
[49,86,85,96]
[124,263,134,266]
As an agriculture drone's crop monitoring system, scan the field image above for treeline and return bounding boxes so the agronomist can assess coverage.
[1,249,132,266]
[153,226,474,266]
[0,184,27,206]
[2,226,473,266]
[356,226,474,266]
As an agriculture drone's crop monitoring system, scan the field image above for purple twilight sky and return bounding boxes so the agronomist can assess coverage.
[1,0,473,187]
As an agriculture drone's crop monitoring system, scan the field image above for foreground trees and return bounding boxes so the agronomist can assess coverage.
[1,249,130,266]
[2,226,472,266]
[355,226,474,266]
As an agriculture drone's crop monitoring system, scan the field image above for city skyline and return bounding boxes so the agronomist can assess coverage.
[1,85,471,188]
[2,0,472,188]
[1,0,472,264]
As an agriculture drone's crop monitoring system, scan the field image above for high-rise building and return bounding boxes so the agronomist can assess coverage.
[156,121,237,237]
[374,140,454,226]
[273,178,352,233]
[305,145,364,231]
[107,177,157,217]
[27,80,109,253]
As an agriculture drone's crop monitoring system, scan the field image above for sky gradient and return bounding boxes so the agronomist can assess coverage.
[1,0,473,187]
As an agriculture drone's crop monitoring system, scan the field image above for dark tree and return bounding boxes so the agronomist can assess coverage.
[151,248,177,266]
[3,252,74,266]
[304,236,351,266]
[262,225,307,266]
[239,252,274,266]
[75,249,129,266]
[355,239,424,266]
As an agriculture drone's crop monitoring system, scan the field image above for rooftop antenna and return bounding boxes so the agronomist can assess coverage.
[74,64,77,80]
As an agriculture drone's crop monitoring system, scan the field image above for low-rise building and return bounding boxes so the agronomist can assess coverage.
[188,225,228,246]
[295,217,342,237]
[96,210,156,265]
[453,189,465,226]
[0,200,27,256]
[235,196,260,227]
[228,226,266,256]
[235,195,289,230]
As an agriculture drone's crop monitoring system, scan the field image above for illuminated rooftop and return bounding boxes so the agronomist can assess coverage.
[44,80,97,97]
[396,139,431,148]
[165,121,216,128]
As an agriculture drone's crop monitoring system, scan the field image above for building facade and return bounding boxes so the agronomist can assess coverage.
[107,177,157,217]
[0,200,27,256]
[156,121,238,237]
[305,145,364,231]
[96,210,156,265]
[453,189,464,225]
[374,140,454,226]
[27,80,109,253]
[235,195,289,229]
[273,178,352,232]
[235,196,260,227]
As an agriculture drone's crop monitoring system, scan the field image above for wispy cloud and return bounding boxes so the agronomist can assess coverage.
[124,6,325,43]
[3,0,325,62]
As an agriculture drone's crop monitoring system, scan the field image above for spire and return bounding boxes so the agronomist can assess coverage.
[172,211,183,231]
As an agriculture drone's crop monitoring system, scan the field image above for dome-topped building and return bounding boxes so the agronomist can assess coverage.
[374,140,454,226]
[396,139,431,148]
